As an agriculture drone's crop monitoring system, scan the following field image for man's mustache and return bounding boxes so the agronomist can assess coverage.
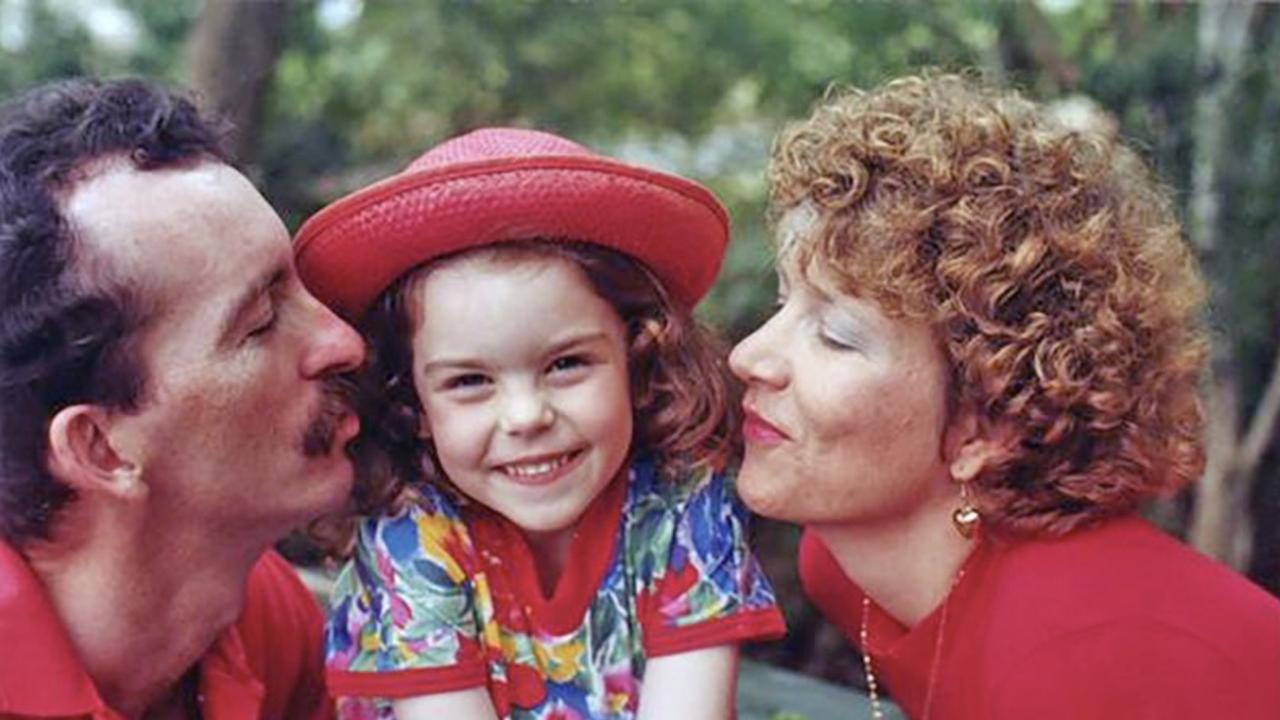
[301,375,357,458]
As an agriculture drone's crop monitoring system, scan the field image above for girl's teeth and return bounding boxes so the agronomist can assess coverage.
[505,453,572,477]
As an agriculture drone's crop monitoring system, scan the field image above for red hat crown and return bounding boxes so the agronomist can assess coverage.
[406,128,593,173]
[294,127,729,320]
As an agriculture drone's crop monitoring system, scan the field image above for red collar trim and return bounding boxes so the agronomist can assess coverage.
[198,628,266,718]
[0,541,108,716]
[866,535,990,657]
[0,541,263,718]
[469,470,628,635]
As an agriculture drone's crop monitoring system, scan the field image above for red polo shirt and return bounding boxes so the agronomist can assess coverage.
[0,542,333,719]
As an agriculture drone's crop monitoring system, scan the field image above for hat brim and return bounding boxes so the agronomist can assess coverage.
[294,155,729,320]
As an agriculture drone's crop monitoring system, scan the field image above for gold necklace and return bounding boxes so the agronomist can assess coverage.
[859,595,886,720]
[858,565,968,720]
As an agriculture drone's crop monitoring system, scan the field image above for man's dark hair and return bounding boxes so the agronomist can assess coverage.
[0,78,228,546]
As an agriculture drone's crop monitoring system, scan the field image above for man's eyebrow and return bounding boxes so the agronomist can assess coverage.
[220,265,287,341]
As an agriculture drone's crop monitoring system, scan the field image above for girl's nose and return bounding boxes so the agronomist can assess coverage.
[498,387,555,435]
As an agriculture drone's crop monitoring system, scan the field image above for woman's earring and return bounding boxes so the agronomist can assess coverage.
[952,481,981,539]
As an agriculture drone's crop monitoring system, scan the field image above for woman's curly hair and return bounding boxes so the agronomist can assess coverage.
[769,72,1208,536]
[341,239,738,526]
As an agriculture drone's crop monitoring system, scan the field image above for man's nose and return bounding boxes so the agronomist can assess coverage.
[300,296,365,378]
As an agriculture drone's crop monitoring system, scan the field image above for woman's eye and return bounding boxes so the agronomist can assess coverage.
[818,328,858,351]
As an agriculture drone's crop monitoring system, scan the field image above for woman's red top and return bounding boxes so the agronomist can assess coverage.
[800,516,1280,719]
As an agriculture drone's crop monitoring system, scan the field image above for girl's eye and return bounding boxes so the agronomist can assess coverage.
[548,354,588,373]
[444,373,490,390]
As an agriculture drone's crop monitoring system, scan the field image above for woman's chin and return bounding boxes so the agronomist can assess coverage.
[736,461,797,521]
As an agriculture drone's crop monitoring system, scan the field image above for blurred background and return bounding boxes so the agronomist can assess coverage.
[4,0,1277,693]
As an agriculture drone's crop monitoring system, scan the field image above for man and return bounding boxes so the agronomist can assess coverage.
[0,78,364,718]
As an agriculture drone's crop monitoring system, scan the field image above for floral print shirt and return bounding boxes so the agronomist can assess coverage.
[326,456,785,719]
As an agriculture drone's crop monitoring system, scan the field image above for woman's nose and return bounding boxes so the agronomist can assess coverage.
[730,314,789,389]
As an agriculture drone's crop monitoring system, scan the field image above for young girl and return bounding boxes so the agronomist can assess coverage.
[294,128,785,720]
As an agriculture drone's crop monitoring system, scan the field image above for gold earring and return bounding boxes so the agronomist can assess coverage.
[952,481,980,539]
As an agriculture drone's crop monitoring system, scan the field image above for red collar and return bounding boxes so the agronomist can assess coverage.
[0,541,263,718]
[467,471,628,635]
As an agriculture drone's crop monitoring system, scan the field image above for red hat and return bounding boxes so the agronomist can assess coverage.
[294,127,730,320]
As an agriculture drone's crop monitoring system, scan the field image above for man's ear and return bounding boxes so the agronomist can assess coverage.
[943,405,1016,483]
[46,405,146,501]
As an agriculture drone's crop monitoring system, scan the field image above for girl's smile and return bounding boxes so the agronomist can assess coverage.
[493,448,584,486]
[408,252,634,551]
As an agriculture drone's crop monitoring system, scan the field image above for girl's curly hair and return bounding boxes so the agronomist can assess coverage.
[343,239,738,524]
[770,72,1208,536]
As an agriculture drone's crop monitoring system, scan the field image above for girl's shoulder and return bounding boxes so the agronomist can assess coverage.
[626,454,726,506]
[362,482,464,524]
[353,482,471,561]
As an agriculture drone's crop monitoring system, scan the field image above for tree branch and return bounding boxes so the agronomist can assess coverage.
[1238,343,1280,480]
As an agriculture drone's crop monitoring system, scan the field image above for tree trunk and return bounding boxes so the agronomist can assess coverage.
[1187,0,1259,570]
[185,0,291,166]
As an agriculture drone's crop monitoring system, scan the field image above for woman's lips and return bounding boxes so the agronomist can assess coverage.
[743,408,789,444]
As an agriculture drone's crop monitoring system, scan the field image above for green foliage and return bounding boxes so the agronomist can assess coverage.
[0,0,199,95]
[268,0,999,154]
[0,3,99,93]
[115,0,201,79]
[260,0,1011,330]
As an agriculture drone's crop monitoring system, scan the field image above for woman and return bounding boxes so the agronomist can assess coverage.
[730,72,1280,719]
